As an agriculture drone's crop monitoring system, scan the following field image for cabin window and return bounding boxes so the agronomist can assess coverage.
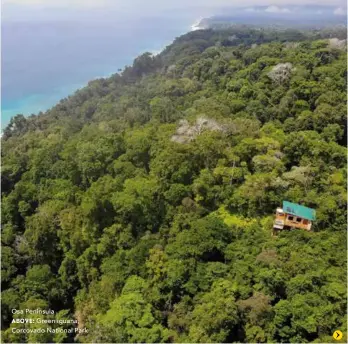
[296,217,302,223]
[288,215,294,221]
[303,219,309,225]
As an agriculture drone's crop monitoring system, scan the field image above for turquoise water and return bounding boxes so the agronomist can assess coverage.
[1,12,198,128]
[2,83,83,120]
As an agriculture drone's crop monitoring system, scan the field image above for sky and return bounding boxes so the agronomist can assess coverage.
[2,0,347,21]
[2,0,346,6]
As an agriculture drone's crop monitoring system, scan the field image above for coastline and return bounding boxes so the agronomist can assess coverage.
[190,17,204,31]
[2,18,203,130]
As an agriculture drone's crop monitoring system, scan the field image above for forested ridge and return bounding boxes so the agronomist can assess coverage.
[1,27,347,343]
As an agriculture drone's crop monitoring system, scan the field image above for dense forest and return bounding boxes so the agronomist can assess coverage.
[1,27,347,343]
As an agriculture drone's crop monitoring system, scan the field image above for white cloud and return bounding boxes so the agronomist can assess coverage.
[333,7,346,15]
[265,5,291,13]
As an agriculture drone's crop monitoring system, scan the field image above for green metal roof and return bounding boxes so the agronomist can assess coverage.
[283,201,316,221]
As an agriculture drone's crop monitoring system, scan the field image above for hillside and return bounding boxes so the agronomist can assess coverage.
[1,27,347,343]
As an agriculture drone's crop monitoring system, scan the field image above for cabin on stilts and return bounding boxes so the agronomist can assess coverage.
[273,201,316,235]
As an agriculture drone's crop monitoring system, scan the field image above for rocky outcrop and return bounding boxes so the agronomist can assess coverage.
[171,117,224,143]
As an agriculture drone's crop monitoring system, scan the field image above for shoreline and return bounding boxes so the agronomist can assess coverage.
[190,17,204,31]
[1,18,204,129]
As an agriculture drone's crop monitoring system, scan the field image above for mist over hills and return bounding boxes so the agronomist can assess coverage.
[196,5,347,29]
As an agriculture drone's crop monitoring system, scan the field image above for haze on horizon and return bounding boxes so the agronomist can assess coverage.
[2,0,347,21]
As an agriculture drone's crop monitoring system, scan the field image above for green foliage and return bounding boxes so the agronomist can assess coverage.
[1,27,346,343]
[188,279,239,342]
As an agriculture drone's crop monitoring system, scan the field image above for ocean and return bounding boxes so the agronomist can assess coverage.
[1,11,203,128]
